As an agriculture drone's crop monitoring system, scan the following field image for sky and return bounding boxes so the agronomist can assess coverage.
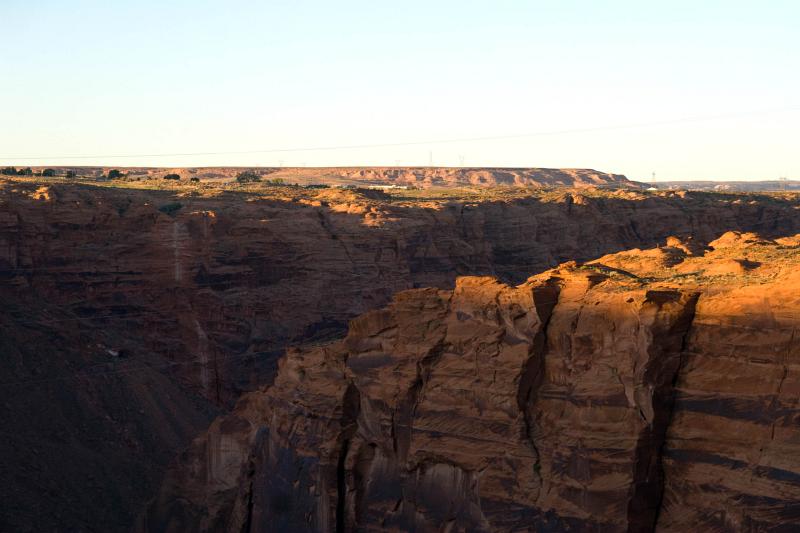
[0,0,798,181]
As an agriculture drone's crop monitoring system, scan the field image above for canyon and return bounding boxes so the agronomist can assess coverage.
[2,175,800,531]
[142,231,800,532]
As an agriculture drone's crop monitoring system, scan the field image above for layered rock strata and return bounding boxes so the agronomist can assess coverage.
[4,177,800,531]
[143,234,800,531]
[25,166,635,188]
[3,182,799,405]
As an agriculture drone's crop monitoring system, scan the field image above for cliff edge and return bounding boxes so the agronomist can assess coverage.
[141,233,800,531]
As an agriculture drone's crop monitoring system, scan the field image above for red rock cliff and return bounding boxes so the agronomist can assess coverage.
[141,233,800,531]
[3,183,799,406]
[4,179,800,531]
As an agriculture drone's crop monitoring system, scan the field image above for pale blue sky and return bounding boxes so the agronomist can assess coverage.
[1,1,798,180]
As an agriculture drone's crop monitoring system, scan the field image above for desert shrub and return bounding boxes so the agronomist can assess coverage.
[65,170,77,179]
[17,167,33,176]
[107,169,123,179]
[158,202,183,217]
[190,177,199,182]
[42,168,56,177]
[266,177,285,186]
[1,167,17,175]
[163,173,180,180]
[236,170,261,183]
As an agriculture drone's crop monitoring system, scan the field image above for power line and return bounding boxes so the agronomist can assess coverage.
[1,106,798,162]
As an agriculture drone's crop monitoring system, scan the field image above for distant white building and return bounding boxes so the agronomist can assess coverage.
[367,184,408,190]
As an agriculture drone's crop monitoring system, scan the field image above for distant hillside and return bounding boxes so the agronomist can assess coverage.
[18,166,640,189]
[658,180,800,192]
[259,167,637,189]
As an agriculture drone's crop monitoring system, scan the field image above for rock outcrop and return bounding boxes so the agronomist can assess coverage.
[142,234,800,531]
[4,178,800,531]
[3,182,800,406]
[658,278,800,530]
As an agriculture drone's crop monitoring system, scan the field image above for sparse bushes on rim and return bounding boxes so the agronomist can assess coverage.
[236,170,261,183]
[0,166,40,177]
[163,173,180,180]
[42,169,57,177]
[107,169,124,179]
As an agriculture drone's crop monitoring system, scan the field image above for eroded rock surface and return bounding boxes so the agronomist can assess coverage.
[3,183,800,406]
[4,179,800,532]
[659,275,800,530]
[143,235,800,532]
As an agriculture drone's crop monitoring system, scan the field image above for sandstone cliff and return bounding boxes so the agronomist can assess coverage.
[3,182,799,406]
[3,179,800,531]
[142,233,800,531]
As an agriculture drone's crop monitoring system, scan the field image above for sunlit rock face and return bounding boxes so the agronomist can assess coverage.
[658,278,800,531]
[140,270,700,531]
[142,233,800,532]
[5,179,800,532]
[4,182,800,408]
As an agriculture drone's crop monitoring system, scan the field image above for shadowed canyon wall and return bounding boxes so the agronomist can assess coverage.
[2,181,800,530]
[142,251,800,532]
[3,184,800,404]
